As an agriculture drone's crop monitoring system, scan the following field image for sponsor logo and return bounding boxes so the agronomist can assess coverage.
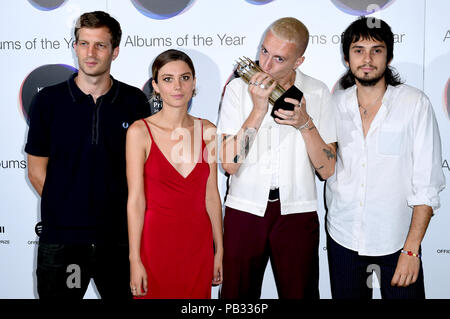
[20,64,77,124]
[142,78,162,114]
[131,0,195,19]
[437,249,450,254]
[0,226,9,244]
[330,0,394,15]
[35,222,43,237]
[28,0,67,11]
[142,78,193,115]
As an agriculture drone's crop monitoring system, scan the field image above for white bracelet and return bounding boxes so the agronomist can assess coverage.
[298,117,313,131]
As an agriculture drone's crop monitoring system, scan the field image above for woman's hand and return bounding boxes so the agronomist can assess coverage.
[130,259,148,297]
[212,251,223,286]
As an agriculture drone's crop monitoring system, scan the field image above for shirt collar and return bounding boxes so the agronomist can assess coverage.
[293,68,304,88]
[67,73,119,103]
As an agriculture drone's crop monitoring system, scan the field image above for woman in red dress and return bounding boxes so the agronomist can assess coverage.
[126,49,223,298]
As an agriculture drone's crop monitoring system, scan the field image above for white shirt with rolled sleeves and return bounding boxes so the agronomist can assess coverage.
[217,69,336,217]
[326,84,446,256]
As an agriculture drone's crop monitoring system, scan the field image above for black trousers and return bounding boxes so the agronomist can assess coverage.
[36,242,132,299]
[327,234,425,299]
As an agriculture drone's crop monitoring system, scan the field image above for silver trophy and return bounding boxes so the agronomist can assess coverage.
[235,56,303,119]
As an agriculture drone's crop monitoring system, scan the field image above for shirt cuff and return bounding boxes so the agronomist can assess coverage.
[407,188,442,211]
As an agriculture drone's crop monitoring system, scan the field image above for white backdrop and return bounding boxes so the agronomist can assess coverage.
[0,0,448,299]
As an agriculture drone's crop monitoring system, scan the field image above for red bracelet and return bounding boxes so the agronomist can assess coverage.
[401,250,421,258]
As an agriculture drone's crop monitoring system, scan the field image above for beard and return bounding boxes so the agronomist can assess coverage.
[352,66,386,87]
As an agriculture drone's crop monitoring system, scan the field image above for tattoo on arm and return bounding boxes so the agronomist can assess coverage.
[244,135,250,157]
[239,128,257,160]
[323,148,336,160]
[226,128,257,164]
[223,134,231,142]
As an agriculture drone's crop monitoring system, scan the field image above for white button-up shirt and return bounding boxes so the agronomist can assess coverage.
[326,84,446,256]
[218,69,336,216]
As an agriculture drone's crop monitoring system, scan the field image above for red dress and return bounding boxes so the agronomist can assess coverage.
[137,119,213,299]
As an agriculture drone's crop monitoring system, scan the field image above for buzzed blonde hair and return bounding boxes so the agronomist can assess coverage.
[269,17,309,55]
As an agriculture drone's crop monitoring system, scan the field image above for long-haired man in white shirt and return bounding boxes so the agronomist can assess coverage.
[326,16,445,299]
[218,17,337,299]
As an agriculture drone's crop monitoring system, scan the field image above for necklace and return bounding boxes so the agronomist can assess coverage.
[358,104,369,116]
[357,89,385,117]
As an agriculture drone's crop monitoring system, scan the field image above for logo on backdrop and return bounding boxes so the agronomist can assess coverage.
[20,64,77,125]
[28,0,67,11]
[0,225,9,245]
[445,78,450,120]
[244,0,274,5]
[131,0,195,19]
[142,78,192,115]
[330,0,394,15]
[35,222,43,237]
[142,78,162,115]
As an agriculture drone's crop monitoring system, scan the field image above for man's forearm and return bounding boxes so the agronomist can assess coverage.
[402,205,433,253]
[27,155,49,196]
[220,109,264,174]
[300,126,336,179]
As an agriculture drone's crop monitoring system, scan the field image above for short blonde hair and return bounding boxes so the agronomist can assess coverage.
[269,17,309,55]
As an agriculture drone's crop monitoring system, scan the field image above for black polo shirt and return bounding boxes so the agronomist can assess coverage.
[25,73,150,244]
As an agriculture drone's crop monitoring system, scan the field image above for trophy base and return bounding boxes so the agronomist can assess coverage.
[270,85,303,120]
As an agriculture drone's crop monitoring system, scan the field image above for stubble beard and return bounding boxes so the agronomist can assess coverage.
[352,66,386,87]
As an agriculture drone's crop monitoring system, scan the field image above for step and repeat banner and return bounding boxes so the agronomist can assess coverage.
[0,0,448,299]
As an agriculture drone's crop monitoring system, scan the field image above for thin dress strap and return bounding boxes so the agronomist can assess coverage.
[141,119,154,142]
[198,118,203,141]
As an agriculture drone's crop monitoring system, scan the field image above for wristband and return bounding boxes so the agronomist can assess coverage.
[400,250,421,258]
[298,116,313,131]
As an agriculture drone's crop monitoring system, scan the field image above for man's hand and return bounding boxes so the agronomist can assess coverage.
[248,72,277,114]
[391,253,421,287]
[274,97,312,130]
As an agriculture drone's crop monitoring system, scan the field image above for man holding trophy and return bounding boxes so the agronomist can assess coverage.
[217,17,336,299]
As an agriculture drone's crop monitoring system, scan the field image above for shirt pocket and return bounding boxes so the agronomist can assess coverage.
[377,126,405,157]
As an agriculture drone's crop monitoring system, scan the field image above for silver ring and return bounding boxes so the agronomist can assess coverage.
[259,83,266,89]
[254,81,259,86]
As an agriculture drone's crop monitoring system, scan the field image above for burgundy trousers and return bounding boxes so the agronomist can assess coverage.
[220,200,320,299]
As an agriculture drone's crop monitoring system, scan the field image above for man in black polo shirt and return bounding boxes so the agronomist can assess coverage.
[25,11,150,299]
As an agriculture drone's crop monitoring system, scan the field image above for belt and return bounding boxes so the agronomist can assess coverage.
[268,188,279,202]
